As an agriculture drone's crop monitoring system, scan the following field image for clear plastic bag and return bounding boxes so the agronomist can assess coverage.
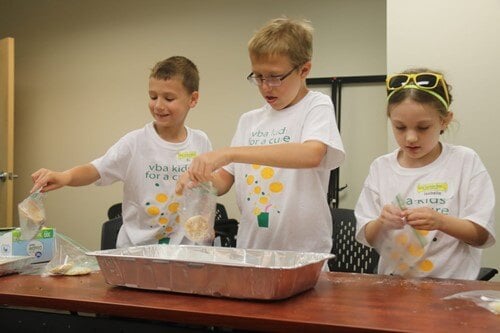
[443,290,500,314]
[373,194,430,277]
[179,182,217,245]
[43,233,100,277]
[18,190,46,241]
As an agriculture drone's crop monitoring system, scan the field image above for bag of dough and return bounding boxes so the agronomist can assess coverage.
[179,182,217,245]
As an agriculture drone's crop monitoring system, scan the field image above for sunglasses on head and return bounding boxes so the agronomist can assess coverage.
[386,73,450,109]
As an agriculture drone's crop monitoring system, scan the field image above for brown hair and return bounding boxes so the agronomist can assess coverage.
[150,56,199,93]
[387,68,453,119]
[248,17,313,67]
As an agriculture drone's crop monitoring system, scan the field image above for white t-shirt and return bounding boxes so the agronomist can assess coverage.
[92,122,212,248]
[355,143,496,280]
[224,90,345,253]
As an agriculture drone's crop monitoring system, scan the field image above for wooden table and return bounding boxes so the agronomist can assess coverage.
[0,271,499,332]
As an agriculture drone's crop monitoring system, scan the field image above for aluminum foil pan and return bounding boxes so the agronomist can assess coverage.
[0,255,34,277]
[87,244,333,300]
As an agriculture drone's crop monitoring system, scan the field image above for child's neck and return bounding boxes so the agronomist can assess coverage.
[153,123,187,143]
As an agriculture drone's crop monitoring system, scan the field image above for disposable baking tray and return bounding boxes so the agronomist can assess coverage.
[0,255,34,277]
[88,244,333,300]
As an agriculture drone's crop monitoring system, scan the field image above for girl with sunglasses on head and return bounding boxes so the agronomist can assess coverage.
[354,68,496,280]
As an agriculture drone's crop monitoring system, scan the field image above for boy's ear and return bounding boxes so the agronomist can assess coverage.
[189,91,199,108]
[300,61,312,79]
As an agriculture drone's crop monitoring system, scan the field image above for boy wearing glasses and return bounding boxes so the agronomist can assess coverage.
[179,17,345,254]
[31,56,213,248]
[355,68,495,280]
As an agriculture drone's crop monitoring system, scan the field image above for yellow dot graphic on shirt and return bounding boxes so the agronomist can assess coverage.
[261,167,274,179]
[156,193,168,203]
[146,206,160,216]
[259,196,269,205]
[251,164,260,169]
[166,226,173,233]
[389,251,402,261]
[395,233,409,246]
[418,259,434,272]
[269,182,283,193]
[417,230,429,236]
[408,243,424,257]
[247,175,255,185]
[158,217,168,225]
[168,202,180,213]
[253,186,261,194]
[253,207,261,216]
[397,262,409,273]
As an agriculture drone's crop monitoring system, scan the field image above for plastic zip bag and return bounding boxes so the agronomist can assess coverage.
[373,194,430,277]
[443,290,500,314]
[43,233,100,277]
[179,182,217,245]
[18,190,46,241]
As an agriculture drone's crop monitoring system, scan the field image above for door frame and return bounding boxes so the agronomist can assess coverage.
[0,37,15,227]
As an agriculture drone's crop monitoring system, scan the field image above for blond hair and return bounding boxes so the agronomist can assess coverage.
[248,17,313,67]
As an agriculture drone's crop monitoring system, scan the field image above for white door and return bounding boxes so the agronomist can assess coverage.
[0,37,15,228]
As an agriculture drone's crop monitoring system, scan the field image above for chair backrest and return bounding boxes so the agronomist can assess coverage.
[329,208,379,273]
[101,216,123,250]
[214,203,238,248]
[107,203,122,220]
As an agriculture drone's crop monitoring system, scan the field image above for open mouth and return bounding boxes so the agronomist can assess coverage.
[265,96,277,104]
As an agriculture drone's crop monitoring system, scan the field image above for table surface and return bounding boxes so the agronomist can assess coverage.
[0,271,499,332]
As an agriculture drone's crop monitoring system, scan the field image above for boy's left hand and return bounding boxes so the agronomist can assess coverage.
[405,207,442,231]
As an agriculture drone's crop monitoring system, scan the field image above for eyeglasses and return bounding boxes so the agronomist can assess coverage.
[386,73,450,109]
[246,66,298,87]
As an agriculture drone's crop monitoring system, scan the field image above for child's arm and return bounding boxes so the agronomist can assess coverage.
[405,207,489,247]
[188,141,327,183]
[31,164,100,193]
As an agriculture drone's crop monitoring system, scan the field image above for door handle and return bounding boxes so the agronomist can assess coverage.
[0,171,18,182]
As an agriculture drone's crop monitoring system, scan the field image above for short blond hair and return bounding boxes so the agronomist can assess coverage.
[248,17,313,67]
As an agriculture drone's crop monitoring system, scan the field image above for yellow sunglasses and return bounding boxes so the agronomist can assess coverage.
[386,73,450,109]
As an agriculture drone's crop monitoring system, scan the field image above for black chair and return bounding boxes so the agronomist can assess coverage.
[214,203,238,248]
[329,208,379,273]
[101,216,123,250]
[107,203,122,220]
[100,203,238,250]
[477,267,498,281]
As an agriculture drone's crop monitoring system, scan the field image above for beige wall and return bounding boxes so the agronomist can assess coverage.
[0,0,386,249]
[387,0,500,279]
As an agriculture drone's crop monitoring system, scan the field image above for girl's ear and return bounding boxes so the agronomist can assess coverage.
[441,111,454,132]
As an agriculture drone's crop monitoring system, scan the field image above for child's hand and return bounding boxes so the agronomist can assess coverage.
[175,172,198,195]
[31,168,70,193]
[405,207,442,231]
[188,149,230,183]
[379,204,406,229]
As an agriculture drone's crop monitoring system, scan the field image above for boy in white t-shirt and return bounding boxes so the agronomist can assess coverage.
[178,18,345,254]
[31,56,212,248]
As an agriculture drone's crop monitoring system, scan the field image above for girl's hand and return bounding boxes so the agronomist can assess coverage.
[378,204,406,229]
[30,168,70,193]
[405,207,442,231]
